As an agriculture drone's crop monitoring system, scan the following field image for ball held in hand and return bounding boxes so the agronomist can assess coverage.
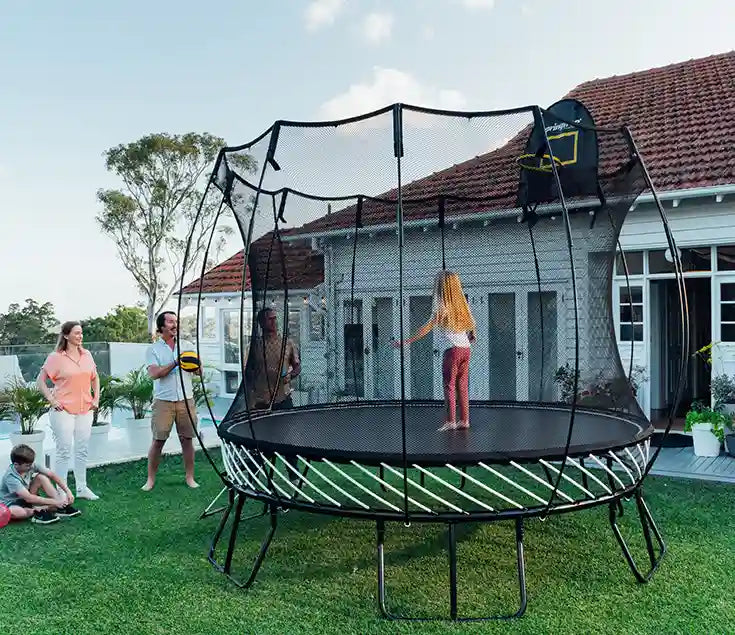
[179,351,201,373]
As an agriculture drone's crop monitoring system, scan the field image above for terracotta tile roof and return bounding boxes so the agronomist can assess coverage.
[180,230,324,295]
[293,50,735,236]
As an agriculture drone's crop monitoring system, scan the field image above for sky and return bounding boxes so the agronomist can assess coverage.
[0,0,733,322]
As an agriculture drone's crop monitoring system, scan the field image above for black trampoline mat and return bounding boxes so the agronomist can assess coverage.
[220,402,652,466]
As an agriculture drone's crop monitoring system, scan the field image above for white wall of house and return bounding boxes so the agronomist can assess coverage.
[320,209,623,406]
[616,192,735,418]
[194,189,735,420]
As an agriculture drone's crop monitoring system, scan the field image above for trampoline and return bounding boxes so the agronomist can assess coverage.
[180,99,688,621]
[221,402,652,467]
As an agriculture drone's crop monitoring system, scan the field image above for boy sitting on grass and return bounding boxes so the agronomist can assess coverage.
[0,444,81,525]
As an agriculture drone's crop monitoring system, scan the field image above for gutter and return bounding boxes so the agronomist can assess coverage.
[281,184,735,243]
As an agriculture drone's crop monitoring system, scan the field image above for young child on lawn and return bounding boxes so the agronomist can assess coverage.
[0,444,81,525]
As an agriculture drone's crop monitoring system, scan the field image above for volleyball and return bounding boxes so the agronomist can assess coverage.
[179,351,201,372]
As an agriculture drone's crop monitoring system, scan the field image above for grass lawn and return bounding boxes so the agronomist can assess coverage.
[1,451,734,634]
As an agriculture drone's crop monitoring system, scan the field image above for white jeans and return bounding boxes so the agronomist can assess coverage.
[49,409,94,492]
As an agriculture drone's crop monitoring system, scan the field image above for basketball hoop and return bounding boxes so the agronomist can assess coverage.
[516,153,563,173]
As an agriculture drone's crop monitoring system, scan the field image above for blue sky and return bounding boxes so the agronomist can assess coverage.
[1,0,733,321]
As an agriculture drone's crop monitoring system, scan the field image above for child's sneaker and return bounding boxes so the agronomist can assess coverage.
[56,505,82,518]
[31,509,59,525]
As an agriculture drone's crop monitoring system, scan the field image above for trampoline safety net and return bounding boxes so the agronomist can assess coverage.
[183,99,686,500]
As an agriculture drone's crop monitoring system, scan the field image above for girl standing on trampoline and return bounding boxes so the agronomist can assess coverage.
[394,271,476,431]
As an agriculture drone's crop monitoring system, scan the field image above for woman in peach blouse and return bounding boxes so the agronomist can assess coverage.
[36,321,100,501]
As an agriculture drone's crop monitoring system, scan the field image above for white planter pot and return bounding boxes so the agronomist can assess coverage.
[88,422,111,462]
[127,417,152,456]
[691,422,721,457]
[9,429,46,463]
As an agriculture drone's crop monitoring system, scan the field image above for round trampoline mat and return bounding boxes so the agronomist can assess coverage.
[220,402,652,466]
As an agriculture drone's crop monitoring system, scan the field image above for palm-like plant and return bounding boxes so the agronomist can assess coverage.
[92,373,121,426]
[111,367,154,420]
[0,377,50,434]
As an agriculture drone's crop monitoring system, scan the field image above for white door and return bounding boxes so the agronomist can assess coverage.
[613,281,648,416]
[712,278,735,378]
[478,286,565,402]
[338,297,366,398]
[368,295,397,400]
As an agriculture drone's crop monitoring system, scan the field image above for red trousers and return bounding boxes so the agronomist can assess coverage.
[442,346,470,423]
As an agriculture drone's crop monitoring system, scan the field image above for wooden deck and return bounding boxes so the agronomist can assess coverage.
[650,446,735,483]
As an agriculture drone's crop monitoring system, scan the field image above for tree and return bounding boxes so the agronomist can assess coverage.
[96,132,256,334]
[81,305,150,343]
[0,299,58,346]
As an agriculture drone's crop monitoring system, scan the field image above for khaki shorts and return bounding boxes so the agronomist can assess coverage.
[151,399,198,441]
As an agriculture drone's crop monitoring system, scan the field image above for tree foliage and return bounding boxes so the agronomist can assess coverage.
[81,305,150,343]
[96,132,256,334]
[0,299,58,346]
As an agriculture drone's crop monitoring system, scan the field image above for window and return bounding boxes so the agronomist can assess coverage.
[178,306,197,341]
[615,251,643,276]
[721,283,735,342]
[649,247,710,274]
[222,309,241,365]
[223,371,240,395]
[619,285,643,341]
[309,307,325,341]
[717,245,735,271]
[200,305,217,340]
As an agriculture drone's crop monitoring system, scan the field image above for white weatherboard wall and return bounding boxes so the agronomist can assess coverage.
[323,210,623,402]
[616,195,735,417]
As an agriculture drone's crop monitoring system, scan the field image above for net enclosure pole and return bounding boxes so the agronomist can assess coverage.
[535,106,580,513]
[392,103,410,523]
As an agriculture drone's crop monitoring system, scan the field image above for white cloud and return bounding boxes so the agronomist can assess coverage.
[461,0,495,9]
[319,67,467,120]
[362,12,394,44]
[421,24,435,41]
[304,0,344,31]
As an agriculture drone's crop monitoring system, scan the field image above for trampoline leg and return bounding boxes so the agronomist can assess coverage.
[208,492,276,589]
[609,489,666,583]
[375,518,528,621]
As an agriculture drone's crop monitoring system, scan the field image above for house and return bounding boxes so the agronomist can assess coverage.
[188,51,735,422]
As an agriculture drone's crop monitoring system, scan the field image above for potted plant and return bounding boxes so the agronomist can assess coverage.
[711,373,735,456]
[88,373,120,462]
[684,401,729,457]
[0,377,50,460]
[112,366,154,455]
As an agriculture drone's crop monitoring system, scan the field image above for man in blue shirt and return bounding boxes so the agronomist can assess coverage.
[142,311,200,491]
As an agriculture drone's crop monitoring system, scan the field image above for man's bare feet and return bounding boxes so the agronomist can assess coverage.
[186,480,199,489]
[141,481,155,492]
[437,421,457,432]
[455,421,470,430]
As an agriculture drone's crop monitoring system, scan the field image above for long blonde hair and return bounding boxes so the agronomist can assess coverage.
[433,271,475,332]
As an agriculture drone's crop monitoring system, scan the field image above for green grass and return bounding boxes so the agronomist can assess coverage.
[1,452,734,634]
